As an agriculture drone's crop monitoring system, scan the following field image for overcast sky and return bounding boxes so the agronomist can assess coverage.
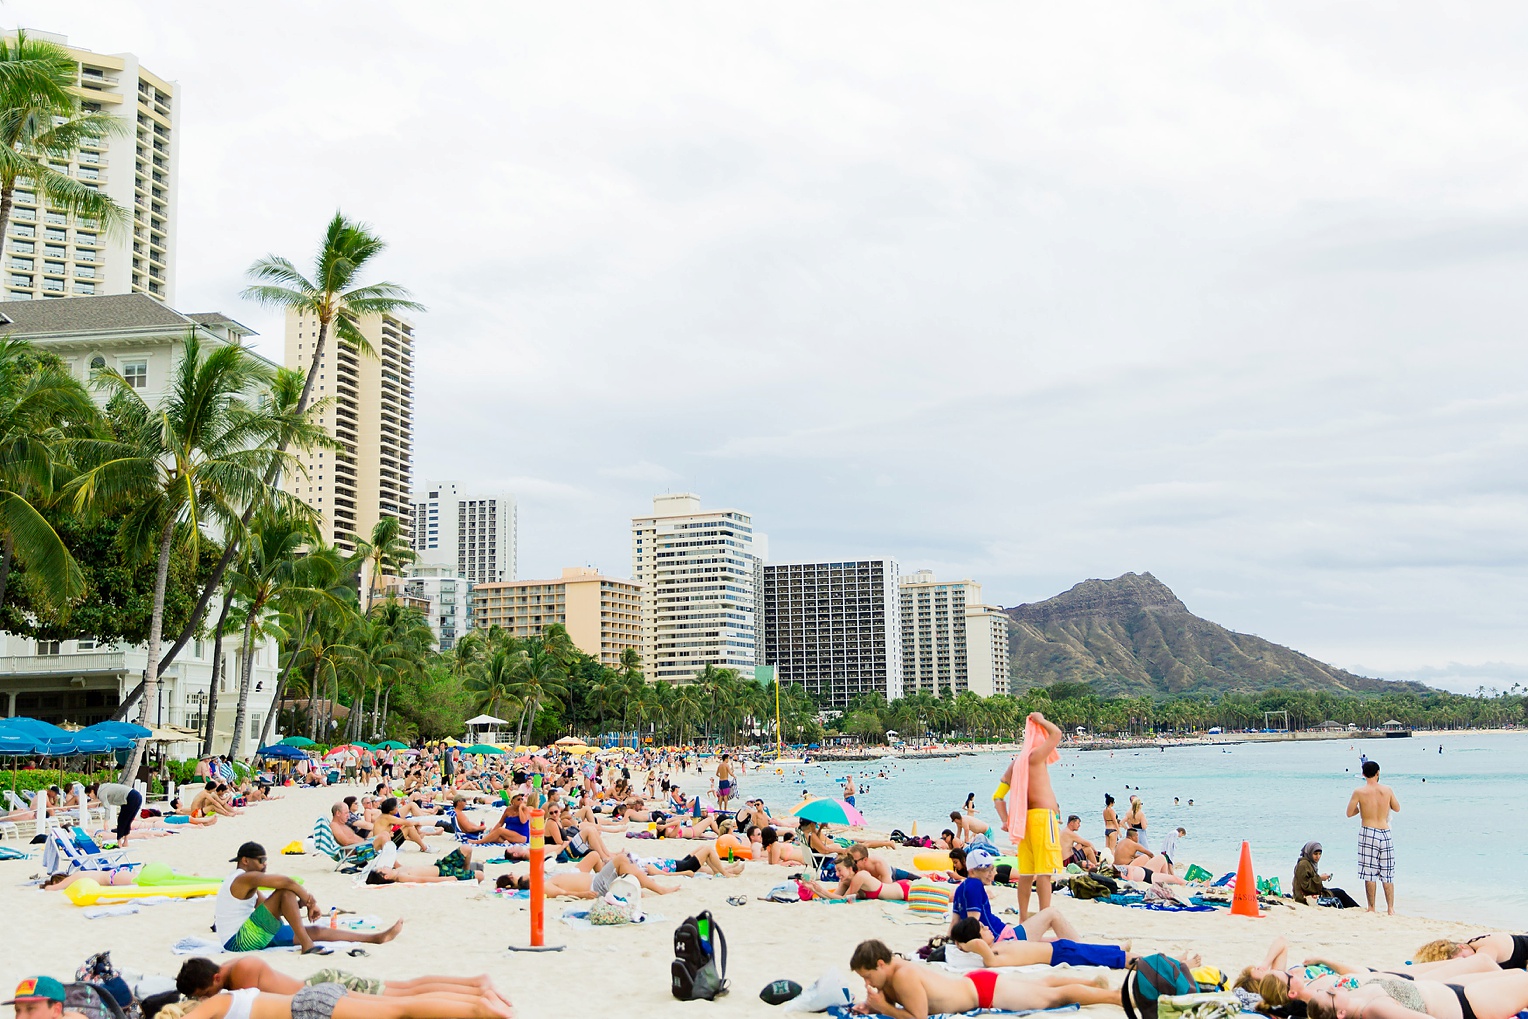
[17,3,1528,692]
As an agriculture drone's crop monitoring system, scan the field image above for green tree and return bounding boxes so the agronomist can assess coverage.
[70,333,293,779]
[352,514,416,612]
[0,31,129,243]
[0,338,97,615]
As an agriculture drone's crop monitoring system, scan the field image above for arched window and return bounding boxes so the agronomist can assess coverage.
[90,355,105,370]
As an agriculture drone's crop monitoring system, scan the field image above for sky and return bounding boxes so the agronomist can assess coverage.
[14,3,1528,693]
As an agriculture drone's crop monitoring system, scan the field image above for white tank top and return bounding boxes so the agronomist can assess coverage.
[224,987,259,1019]
[213,869,256,939]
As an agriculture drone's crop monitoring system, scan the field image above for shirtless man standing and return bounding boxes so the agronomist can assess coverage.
[1346,760,1400,914]
[849,939,1117,1019]
[715,754,735,810]
[993,712,1063,920]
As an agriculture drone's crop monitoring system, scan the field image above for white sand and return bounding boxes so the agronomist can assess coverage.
[0,784,1492,1018]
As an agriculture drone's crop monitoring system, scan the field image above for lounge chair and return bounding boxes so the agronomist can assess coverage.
[46,827,141,877]
[310,817,376,871]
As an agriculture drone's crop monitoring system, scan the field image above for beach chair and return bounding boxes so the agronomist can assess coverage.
[310,817,376,871]
[47,827,141,877]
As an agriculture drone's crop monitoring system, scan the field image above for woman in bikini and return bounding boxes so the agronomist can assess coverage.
[1417,935,1528,971]
[1237,937,1502,1009]
[803,854,912,901]
[759,827,807,865]
[174,983,511,1019]
[1102,794,1121,849]
[1305,970,1528,1019]
[1123,796,1146,839]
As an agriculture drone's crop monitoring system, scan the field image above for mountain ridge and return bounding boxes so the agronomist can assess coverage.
[1003,572,1429,697]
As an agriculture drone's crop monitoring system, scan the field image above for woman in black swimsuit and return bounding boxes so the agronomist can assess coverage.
[1416,934,1528,971]
[1306,971,1528,1019]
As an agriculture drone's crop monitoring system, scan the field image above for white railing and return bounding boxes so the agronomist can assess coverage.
[0,651,129,676]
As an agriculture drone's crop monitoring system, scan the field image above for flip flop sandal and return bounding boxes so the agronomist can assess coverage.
[348,948,369,958]
[302,945,334,956]
[726,895,747,907]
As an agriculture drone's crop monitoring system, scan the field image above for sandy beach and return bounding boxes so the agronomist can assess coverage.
[0,782,1497,1019]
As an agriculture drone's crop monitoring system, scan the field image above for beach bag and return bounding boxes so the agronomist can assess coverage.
[671,910,729,1001]
[1122,953,1216,1019]
[1183,864,1212,882]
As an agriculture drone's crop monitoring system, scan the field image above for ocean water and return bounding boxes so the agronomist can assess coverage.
[720,732,1526,928]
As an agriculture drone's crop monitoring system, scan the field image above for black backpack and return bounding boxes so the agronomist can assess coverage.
[672,910,729,1001]
[1121,954,1215,1019]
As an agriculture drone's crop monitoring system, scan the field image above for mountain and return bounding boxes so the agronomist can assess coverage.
[1003,572,1428,697]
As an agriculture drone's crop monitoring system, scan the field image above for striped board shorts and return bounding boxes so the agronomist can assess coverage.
[292,982,347,1019]
[1357,826,1395,883]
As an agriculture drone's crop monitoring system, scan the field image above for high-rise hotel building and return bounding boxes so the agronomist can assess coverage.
[761,559,903,708]
[411,481,517,584]
[2,32,178,305]
[632,494,764,681]
[899,570,1012,697]
[283,311,415,555]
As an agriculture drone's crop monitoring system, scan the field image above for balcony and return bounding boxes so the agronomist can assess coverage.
[0,651,129,677]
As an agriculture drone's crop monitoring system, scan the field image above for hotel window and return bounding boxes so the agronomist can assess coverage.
[76,639,98,651]
[37,640,61,656]
[123,360,148,388]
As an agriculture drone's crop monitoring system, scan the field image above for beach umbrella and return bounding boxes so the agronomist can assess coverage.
[463,744,505,756]
[281,736,317,748]
[256,744,308,760]
[791,797,865,827]
[76,723,140,751]
[351,741,376,751]
[553,736,586,747]
[375,740,408,750]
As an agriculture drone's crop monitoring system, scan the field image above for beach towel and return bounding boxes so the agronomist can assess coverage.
[827,1005,1080,1019]
[1005,716,1059,845]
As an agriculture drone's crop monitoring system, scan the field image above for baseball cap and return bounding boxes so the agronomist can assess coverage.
[964,847,998,869]
[230,841,266,862]
[5,977,67,1005]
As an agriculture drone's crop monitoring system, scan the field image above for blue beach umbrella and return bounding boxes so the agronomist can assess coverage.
[76,723,140,751]
[256,744,308,760]
[0,717,79,755]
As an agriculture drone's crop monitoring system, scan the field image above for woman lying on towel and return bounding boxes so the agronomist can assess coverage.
[850,938,1118,1019]
[172,983,511,1019]
[801,853,912,901]
[365,846,482,885]
[499,854,679,897]
[1238,936,1504,1009]
[1305,969,1528,1019]
[1417,934,1528,970]
[945,916,1133,970]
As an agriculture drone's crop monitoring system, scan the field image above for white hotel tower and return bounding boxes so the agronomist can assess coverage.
[632,494,765,681]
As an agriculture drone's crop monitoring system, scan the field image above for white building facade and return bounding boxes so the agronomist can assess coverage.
[899,570,1012,698]
[411,481,516,584]
[2,31,179,305]
[0,296,279,749]
[400,565,473,652]
[632,494,763,681]
[761,559,903,709]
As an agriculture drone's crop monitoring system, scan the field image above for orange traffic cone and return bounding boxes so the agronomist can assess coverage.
[1230,840,1261,917]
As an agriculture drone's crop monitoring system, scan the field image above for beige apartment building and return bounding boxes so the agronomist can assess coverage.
[472,568,642,666]
[2,31,178,305]
[899,570,1012,697]
[282,310,415,558]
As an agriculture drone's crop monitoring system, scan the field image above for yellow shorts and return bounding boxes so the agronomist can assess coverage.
[1014,808,1063,875]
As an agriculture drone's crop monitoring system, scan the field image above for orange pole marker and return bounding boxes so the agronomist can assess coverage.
[528,812,547,947]
[1230,840,1261,917]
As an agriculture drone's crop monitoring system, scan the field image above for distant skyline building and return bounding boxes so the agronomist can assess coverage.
[899,570,1012,697]
[2,31,178,305]
[410,481,516,584]
[631,494,764,681]
[761,559,903,709]
[282,311,415,557]
[398,564,473,652]
[472,567,642,666]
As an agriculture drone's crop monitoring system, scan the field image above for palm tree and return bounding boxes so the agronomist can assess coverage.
[467,645,521,720]
[510,636,571,746]
[253,540,350,753]
[0,338,97,614]
[243,212,424,417]
[70,333,293,780]
[225,508,318,759]
[352,514,416,612]
[0,31,130,243]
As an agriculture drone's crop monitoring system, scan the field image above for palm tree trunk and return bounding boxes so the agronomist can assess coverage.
[227,609,258,760]
[257,612,310,752]
[120,517,176,784]
[0,531,14,613]
[201,592,234,756]
[380,684,392,736]
[113,316,334,721]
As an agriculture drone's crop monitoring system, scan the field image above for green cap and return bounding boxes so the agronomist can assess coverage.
[6,977,67,1005]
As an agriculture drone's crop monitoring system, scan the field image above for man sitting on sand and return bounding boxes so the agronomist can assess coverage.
[850,939,1119,1019]
[1060,815,1098,867]
[215,842,404,955]
[174,958,499,1003]
[1111,828,1184,885]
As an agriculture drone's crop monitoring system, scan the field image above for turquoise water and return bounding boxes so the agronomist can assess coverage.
[725,733,1525,928]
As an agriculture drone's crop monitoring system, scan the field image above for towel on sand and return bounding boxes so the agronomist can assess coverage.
[1005,716,1059,844]
[828,1004,1080,1019]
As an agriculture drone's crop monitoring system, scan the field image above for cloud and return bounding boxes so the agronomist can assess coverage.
[19,1,1528,679]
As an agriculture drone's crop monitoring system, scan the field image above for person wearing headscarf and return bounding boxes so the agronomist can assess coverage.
[1293,842,1359,907]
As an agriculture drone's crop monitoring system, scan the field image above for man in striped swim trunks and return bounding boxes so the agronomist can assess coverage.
[1346,761,1400,915]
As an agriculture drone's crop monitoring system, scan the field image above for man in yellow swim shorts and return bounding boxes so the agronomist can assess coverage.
[994,712,1065,919]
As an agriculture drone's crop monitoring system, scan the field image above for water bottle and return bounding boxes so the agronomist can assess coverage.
[329,907,338,929]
